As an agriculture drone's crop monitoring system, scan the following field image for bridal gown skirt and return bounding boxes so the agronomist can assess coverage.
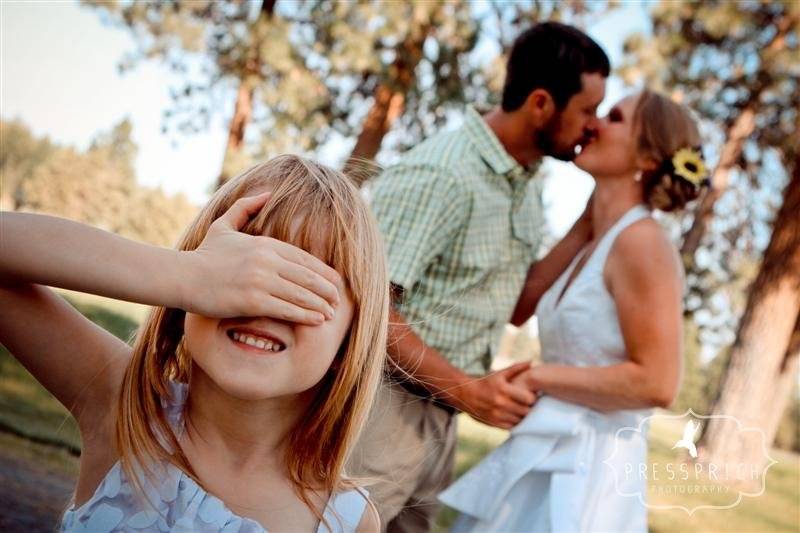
[440,397,650,532]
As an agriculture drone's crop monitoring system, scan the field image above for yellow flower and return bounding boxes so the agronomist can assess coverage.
[672,148,707,186]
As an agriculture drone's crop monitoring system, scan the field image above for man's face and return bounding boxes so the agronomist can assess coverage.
[538,73,606,161]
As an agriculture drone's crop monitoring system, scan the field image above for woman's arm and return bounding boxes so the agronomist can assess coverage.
[517,219,684,411]
[510,198,592,326]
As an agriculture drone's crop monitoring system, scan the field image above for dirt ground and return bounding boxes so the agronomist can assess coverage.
[0,431,78,532]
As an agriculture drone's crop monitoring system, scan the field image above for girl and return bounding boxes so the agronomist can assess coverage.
[441,90,709,531]
[0,155,388,532]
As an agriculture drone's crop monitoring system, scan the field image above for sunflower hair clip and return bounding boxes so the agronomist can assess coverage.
[668,147,710,189]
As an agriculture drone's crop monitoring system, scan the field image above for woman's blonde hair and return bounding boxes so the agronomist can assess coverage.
[115,155,389,515]
[634,90,705,212]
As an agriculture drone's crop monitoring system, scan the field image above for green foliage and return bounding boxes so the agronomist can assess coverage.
[84,0,611,178]
[21,146,134,233]
[4,118,198,247]
[622,0,798,159]
[0,119,56,210]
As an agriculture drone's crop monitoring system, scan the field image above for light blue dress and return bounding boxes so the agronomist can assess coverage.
[440,205,654,532]
[60,382,368,532]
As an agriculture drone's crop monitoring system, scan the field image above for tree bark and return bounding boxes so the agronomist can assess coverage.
[697,153,800,474]
[343,85,406,185]
[680,106,756,265]
[216,0,276,189]
[679,12,796,267]
[343,29,429,186]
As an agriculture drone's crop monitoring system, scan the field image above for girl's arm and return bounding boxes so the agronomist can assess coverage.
[0,194,342,429]
[517,219,683,411]
[1,194,341,322]
[0,283,131,432]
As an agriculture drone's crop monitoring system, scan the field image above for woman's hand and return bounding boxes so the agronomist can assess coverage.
[179,192,342,325]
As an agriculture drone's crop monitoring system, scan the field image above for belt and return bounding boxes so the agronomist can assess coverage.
[390,374,458,416]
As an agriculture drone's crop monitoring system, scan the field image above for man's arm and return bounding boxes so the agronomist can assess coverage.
[388,289,535,429]
[371,165,535,428]
[510,199,593,326]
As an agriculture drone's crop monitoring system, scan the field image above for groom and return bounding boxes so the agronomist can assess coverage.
[351,22,609,531]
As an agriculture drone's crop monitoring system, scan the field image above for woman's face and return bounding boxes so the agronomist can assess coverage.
[574,93,641,178]
[183,227,354,402]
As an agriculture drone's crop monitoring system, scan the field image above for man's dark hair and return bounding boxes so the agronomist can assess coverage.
[502,22,610,112]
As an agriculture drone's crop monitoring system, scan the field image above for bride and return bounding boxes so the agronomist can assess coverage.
[440,89,709,532]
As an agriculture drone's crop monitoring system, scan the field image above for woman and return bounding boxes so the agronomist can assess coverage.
[440,90,709,532]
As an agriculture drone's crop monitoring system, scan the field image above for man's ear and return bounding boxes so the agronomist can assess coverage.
[523,88,556,126]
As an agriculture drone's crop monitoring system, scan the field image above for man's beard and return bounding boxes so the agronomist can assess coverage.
[536,113,577,162]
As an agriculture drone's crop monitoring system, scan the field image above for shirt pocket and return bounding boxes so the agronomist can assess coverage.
[460,213,511,270]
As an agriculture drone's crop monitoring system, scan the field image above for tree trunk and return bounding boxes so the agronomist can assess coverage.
[697,153,800,475]
[343,85,406,185]
[679,106,756,266]
[217,83,255,188]
[759,316,800,451]
[216,0,276,189]
[343,29,429,186]
[680,13,795,267]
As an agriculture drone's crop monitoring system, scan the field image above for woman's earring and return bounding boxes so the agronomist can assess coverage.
[634,170,643,182]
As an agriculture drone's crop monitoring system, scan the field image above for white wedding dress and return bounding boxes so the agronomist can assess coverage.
[440,205,653,532]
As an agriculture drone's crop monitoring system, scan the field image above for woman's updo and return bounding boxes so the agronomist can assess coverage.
[633,90,708,212]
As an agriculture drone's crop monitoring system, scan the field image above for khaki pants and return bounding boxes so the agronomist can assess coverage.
[348,380,458,533]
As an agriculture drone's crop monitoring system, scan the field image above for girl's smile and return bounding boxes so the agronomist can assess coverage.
[225,321,289,354]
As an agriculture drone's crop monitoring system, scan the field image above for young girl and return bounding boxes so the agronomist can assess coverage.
[0,155,388,532]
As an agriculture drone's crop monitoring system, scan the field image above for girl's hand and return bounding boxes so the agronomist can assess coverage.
[180,192,341,325]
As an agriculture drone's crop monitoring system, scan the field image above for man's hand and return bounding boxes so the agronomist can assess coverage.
[450,362,537,429]
[509,366,543,393]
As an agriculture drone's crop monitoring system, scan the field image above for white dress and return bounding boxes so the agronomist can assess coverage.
[440,205,653,532]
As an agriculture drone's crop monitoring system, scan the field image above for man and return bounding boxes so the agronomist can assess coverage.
[350,22,610,531]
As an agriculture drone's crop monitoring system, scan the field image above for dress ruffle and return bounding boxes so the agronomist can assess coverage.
[439,397,647,529]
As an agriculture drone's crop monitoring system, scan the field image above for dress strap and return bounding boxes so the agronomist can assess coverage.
[588,204,651,272]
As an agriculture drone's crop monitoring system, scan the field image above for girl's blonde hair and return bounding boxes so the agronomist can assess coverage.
[116,155,389,514]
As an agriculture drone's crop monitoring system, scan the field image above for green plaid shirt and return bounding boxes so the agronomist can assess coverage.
[370,106,545,374]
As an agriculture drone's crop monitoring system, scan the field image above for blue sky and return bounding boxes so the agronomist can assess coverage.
[1,0,650,236]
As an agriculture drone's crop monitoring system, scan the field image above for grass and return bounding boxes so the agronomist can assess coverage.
[0,292,141,452]
[1,293,798,532]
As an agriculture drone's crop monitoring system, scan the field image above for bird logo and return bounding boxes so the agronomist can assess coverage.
[672,420,701,458]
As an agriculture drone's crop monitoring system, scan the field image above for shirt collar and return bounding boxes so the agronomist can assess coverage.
[463,106,539,179]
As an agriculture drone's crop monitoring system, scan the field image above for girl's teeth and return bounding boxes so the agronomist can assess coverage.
[232,332,283,352]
